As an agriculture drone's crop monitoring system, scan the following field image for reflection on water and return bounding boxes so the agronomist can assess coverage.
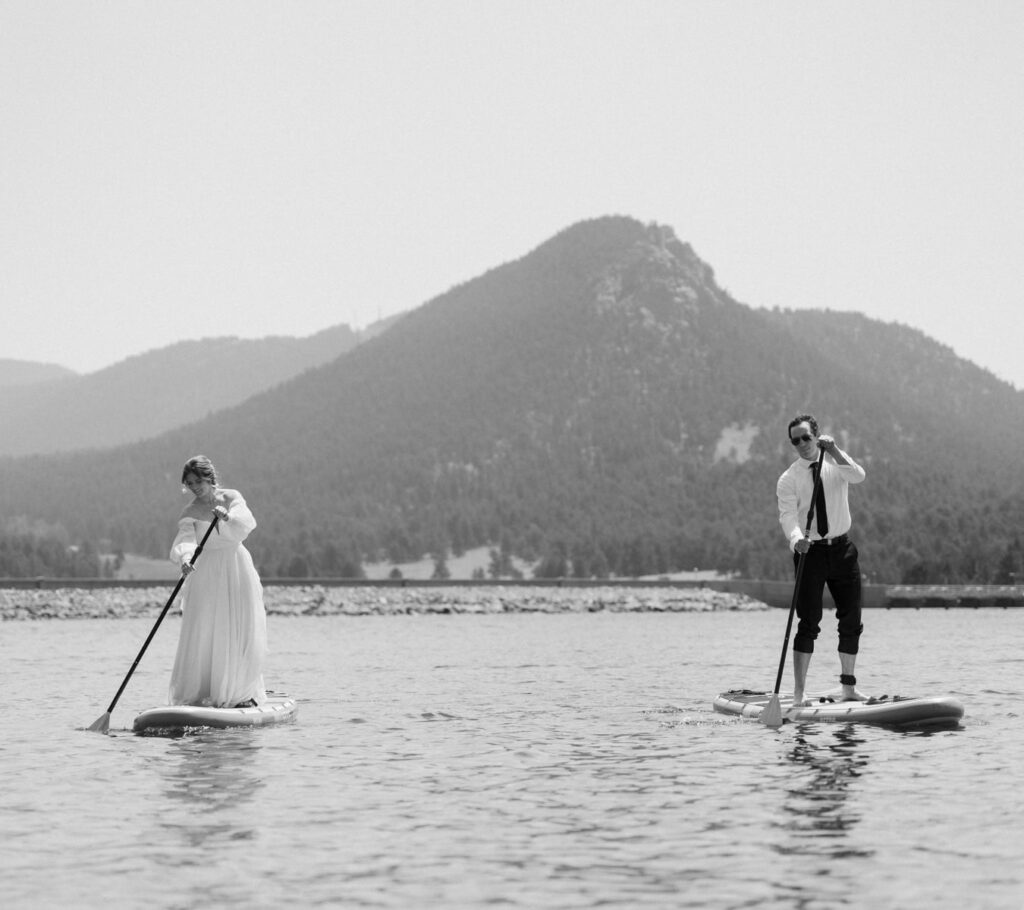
[5,612,1023,909]
[155,731,266,852]
[776,724,874,859]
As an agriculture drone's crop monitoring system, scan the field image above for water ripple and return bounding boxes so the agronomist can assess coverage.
[2,610,1024,908]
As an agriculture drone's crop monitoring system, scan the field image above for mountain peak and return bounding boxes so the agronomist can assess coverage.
[589,220,730,323]
[3,215,1022,586]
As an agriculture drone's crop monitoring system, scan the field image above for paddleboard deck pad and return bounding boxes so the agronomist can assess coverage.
[714,689,964,728]
[133,694,298,733]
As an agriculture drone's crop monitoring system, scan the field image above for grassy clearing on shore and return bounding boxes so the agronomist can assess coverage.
[110,545,729,583]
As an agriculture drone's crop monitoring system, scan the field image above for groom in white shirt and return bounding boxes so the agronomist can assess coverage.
[776,414,867,707]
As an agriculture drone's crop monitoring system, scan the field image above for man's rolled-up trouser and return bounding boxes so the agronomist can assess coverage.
[793,537,863,654]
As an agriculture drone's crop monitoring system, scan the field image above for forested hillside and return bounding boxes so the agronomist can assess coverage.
[0,517,109,578]
[2,216,1023,583]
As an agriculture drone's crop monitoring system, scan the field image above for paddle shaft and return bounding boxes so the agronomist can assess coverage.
[100,516,220,715]
[771,447,826,695]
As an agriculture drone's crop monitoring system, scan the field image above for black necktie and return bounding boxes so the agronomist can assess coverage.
[810,462,829,537]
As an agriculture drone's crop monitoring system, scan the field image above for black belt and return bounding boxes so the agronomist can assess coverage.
[810,533,849,548]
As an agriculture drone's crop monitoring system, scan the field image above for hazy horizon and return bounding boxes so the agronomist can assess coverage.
[3,2,1021,387]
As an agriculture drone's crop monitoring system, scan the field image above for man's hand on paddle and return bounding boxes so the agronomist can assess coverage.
[816,433,851,466]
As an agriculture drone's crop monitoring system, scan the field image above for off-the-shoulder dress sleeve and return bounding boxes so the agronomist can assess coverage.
[219,495,257,543]
[170,519,198,566]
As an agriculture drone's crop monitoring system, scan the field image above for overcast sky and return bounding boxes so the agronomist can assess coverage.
[3,1,1021,387]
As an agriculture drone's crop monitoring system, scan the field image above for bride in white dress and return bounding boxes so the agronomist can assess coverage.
[169,455,267,708]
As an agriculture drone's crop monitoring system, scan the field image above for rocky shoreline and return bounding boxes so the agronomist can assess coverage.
[0,584,765,621]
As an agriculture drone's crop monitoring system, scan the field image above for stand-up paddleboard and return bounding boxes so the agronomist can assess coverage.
[133,693,298,733]
[714,689,963,729]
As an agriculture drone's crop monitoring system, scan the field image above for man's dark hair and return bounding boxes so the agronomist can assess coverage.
[787,414,819,437]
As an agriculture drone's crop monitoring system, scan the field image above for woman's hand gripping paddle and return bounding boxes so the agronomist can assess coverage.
[760,447,826,729]
[87,516,219,734]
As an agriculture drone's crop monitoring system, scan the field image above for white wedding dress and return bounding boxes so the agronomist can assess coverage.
[168,496,268,707]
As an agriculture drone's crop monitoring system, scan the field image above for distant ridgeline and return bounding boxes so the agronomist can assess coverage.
[2,216,1024,584]
[0,325,366,457]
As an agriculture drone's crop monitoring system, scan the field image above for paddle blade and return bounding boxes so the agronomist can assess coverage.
[87,712,111,735]
[759,694,784,728]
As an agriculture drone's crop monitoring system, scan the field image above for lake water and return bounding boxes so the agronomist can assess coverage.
[3,607,1022,909]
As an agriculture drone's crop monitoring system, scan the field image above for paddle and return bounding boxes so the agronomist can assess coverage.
[760,446,826,728]
[87,516,220,734]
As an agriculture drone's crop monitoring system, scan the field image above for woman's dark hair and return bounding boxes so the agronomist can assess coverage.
[181,455,218,486]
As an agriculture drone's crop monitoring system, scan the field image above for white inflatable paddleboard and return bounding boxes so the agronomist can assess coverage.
[133,694,298,732]
[714,689,963,729]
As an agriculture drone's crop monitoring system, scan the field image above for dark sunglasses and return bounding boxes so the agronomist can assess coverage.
[789,433,813,446]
